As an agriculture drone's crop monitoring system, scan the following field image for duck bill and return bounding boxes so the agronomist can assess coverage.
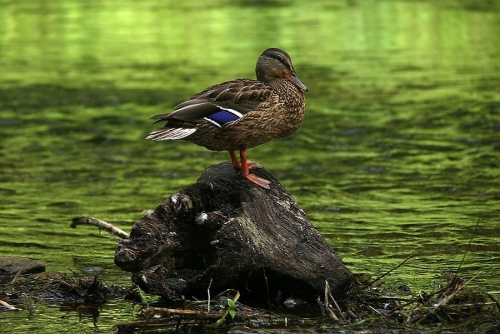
[287,72,308,92]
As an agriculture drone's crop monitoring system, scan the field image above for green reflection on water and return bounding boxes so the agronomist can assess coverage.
[1,0,499,331]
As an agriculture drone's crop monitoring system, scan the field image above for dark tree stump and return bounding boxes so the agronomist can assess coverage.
[114,162,352,306]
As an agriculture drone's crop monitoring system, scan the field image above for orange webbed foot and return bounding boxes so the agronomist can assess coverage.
[246,160,263,170]
[228,150,271,189]
[244,173,271,190]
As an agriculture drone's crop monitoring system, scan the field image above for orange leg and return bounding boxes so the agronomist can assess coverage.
[239,150,271,189]
[228,150,263,170]
[229,151,240,169]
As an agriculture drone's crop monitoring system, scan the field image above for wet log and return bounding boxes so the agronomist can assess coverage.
[114,162,353,307]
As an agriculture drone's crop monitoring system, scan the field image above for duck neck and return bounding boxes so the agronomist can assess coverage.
[269,78,305,106]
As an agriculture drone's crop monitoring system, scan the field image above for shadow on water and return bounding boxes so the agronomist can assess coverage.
[0,84,176,111]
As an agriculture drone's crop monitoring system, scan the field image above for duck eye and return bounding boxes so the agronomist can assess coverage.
[270,53,284,63]
[273,55,287,65]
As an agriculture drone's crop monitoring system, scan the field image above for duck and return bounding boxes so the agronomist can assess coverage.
[146,48,307,189]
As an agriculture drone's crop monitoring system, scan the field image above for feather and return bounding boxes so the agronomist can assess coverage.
[203,107,243,128]
[146,128,197,141]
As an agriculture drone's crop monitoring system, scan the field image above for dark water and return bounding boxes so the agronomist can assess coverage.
[1,0,499,332]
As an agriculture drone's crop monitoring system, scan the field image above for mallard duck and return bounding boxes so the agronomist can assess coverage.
[147,48,307,189]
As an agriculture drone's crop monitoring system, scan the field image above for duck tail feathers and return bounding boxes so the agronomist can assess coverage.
[146,128,196,141]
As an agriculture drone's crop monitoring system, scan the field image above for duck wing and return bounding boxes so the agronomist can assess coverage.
[148,79,271,136]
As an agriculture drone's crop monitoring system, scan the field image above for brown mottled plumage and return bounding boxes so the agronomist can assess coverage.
[147,48,307,189]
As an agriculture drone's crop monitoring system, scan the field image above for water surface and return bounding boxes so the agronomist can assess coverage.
[1,0,499,332]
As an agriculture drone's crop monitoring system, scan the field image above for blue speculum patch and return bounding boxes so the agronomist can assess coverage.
[204,109,242,127]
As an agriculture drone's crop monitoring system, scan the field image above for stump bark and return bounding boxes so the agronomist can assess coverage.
[114,162,352,306]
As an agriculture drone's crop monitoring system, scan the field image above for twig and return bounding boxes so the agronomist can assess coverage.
[11,268,24,283]
[367,305,390,323]
[368,305,382,315]
[346,309,358,319]
[433,282,465,310]
[326,307,339,321]
[387,274,467,316]
[211,289,239,301]
[386,296,422,315]
[207,278,212,312]
[456,218,480,274]
[207,290,240,328]
[121,300,271,332]
[415,272,481,325]
[434,272,481,309]
[370,255,413,286]
[0,299,22,311]
[328,291,345,320]
[324,281,341,321]
[141,307,222,318]
[70,216,129,239]
[324,281,330,318]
